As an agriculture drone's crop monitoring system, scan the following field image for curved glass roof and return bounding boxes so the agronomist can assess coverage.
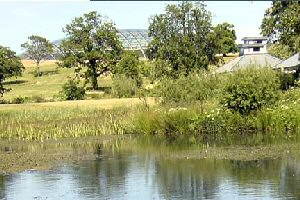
[117,29,151,57]
[49,29,151,58]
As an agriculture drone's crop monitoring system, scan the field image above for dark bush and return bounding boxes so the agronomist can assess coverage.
[222,67,280,115]
[278,72,295,90]
[11,96,25,104]
[60,79,85,100]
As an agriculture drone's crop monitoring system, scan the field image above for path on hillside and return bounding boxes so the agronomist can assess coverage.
[0,97,156,110]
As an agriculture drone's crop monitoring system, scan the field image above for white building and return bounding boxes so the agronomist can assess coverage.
[216,36,283,73]
[238,37,269,56]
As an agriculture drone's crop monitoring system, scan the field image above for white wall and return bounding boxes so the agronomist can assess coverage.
[243,45,267,55]
[244,40,267,45]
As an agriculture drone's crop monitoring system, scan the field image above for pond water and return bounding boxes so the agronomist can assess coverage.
[1,140,300,200]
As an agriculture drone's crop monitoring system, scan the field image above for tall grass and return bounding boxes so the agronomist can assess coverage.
[0,107,131,141]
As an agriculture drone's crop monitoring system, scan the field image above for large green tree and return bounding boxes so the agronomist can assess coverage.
[0,46,24,97]
[147,1,219,76]
[261,1,300,53]
[58,11,123,90]
[214,23,237,56]
[114,51,142,86]
[21,35,53,76]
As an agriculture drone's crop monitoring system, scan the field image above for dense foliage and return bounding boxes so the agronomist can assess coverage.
[222,67,280,115]
[60,79,85,100]
[154,72,223,104]
[213,23,238,56]
[267,43,294,60]
[0,46,24,97]
[58,11,123,90]
[261,1,300,53]
[147,2,219,76]
[21,35,53,76]
[114,52,142,87]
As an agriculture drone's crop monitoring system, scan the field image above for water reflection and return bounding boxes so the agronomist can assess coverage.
[1,142,300,199]
[0,175,5,199]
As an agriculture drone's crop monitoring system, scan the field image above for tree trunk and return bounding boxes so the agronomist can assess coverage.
[36,65,40,76]
[91,66,98,90]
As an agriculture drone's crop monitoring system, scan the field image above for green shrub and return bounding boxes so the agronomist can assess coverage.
[11,96,25,104]
[115,52,142,87]
[112,74,140,98]
[222,67,280,115]
[59,79,85,100]
[32,68,43,77]
[31,95,47,103]
[149,59,173,81]
[278,72,295,90]
[154,72,223,104]
[139,60,151,78]
[0,99,9,104]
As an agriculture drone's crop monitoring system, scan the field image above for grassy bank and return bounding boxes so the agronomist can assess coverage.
[1,61,300,144]
[0,98,155,141]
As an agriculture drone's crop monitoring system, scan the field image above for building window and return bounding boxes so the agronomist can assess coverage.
[253,47,260,52]
[256,40,262,44]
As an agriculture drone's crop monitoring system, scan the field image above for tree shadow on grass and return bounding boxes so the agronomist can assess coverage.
[86,86,112,94]
[3,80,28,85]
[28,69,60,76]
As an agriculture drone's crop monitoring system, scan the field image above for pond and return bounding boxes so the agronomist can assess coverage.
[0,138,300,200]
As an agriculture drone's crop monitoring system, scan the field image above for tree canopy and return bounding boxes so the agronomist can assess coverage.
[261,1,300,53]
[267,43,293,60]
[0,46,24,97]
[115,51,142,86]
[146,1,219,76]
[58,11,123,90]
[213,23,237,56]
[21,35,53,69]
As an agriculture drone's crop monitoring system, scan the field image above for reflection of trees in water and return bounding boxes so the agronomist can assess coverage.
[227,157,300,199]
[3,140,300,199]
[153,156,300,199]
[69,145,130,199]
[0,175,13,199]
[154,159,222,199]
[278,157,300,199]
[227,159,282,197]
[0,175,5,199]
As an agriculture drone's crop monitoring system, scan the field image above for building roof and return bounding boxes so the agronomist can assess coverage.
[275,53,300,70]
[241,37,269,41]
[117,29,150,50]
[216,54,282,73]
[238,44,265,48]
[52,29,150,51]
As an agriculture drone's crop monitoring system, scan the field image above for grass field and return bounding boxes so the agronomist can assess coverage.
[3,60,113,101]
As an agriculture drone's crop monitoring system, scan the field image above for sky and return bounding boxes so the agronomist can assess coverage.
[0,1,272,54]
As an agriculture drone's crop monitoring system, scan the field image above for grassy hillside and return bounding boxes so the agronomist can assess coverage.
[3,60,113,101]
[2,57,238,102]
